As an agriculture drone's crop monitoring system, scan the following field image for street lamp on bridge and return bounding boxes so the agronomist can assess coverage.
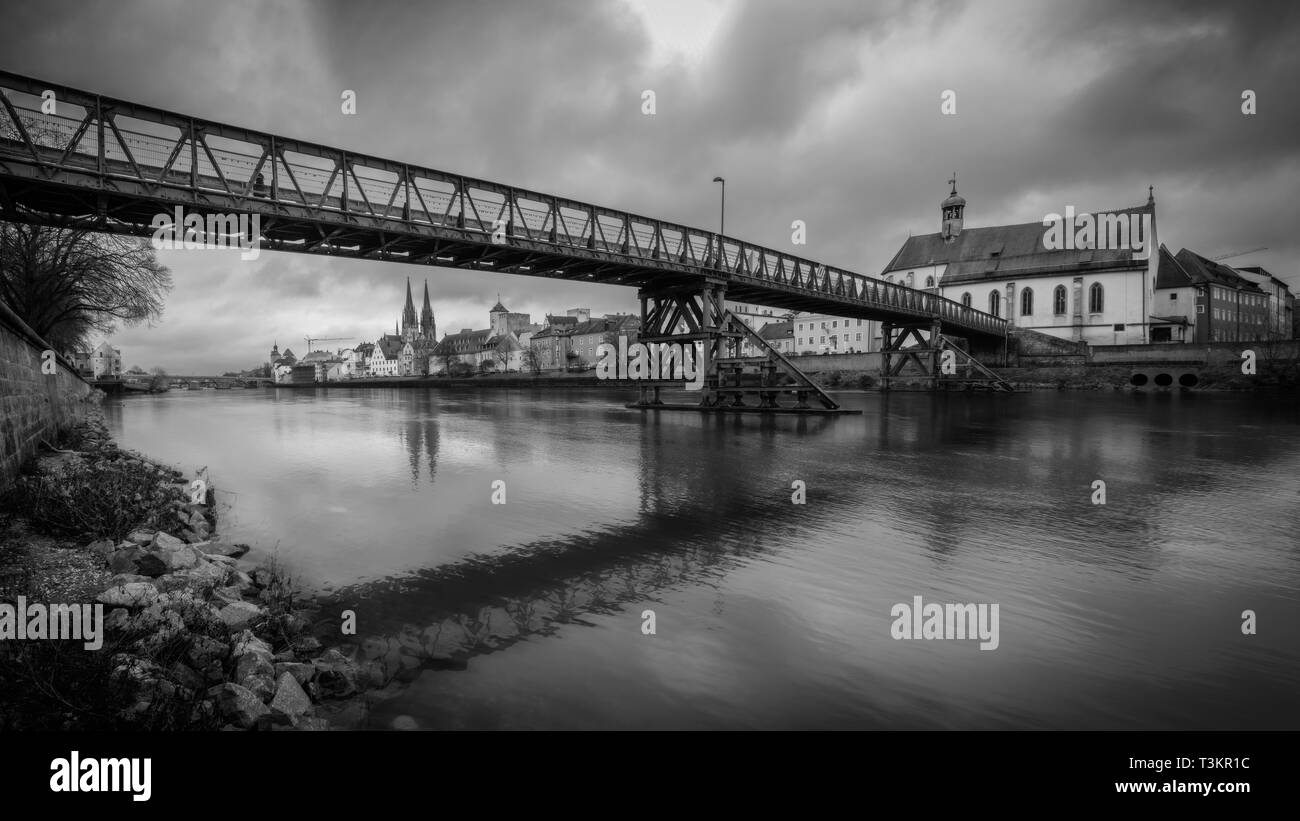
[712,176,725,268]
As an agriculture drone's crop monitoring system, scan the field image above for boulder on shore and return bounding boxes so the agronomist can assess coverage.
[133,552,167,578]
[269,672,313,722]
[96,582,159,608]
[217,601,265,631]
[107,549,140,575]
[152,532,185,551]
[208,683,270,729]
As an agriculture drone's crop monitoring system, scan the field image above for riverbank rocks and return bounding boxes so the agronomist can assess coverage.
[16,418,352,731]
[209,683,270,729]
[107,572,149,587]
[312,649,360,698]
[211,585,244,607]
[87,539,116,559]
[161,545,201,571]
[108,548,140,574]
[134,552,168,578]
[152,532,185,551]
[274,662,314,687]
[294,636,322,654]
[103,607,130,632]
[168,662,206,691]
[193,540,250,559]
[187,635,229,669]
[269,672,312,722]
[218,601,265,631]
[185,561,229,588]
[97,582,159,608]
[232,631,273,660]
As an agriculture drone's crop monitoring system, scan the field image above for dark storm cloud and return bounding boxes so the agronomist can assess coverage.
[1,0,1296,372]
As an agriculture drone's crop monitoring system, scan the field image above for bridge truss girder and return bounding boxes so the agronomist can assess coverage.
[0,69,1009,339]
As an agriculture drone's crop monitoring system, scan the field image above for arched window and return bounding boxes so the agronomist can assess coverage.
[1089,282,1104,313]
[906,272,915,288]
[925,274,936,288]
[961,292,972,307]
[1021,288,1033,317]
[1053,285,1067,315]
[989,291,1000,317]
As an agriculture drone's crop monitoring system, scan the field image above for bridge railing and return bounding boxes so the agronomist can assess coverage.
[0,71,1007,337]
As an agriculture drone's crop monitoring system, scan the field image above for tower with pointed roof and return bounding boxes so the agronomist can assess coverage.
[941,173,965,242]
[420,280,436,342]
[401,278,419,342]
[489,295,509,336]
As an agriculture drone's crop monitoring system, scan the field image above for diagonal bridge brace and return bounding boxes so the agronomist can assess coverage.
[628,282,854,413]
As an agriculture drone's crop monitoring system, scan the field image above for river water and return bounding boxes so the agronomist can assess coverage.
[101,386,1300,730]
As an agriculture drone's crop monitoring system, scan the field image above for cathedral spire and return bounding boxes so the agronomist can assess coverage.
[420,280,435,340]
[402,277,418,339]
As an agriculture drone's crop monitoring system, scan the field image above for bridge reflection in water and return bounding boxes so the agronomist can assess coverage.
[301,389,1300,730]
[101,388,1300,729]
[313,407,844,697]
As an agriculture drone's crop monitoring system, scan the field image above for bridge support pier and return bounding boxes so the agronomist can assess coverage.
[627,281,857,414]
[880,320,1014,392]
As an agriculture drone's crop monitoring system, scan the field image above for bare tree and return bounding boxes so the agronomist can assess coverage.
[522,347,543,376]
[493,343,512,373]
[434,344,456,377]
[0,223,172,352]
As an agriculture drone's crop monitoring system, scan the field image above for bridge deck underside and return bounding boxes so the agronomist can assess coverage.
[0,167,998,334]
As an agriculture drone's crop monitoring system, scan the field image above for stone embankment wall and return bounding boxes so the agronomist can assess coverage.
[0,301,98,490]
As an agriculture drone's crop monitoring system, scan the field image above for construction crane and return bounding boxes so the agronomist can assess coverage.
[303,335,354,353]
[1211,247,1267,262]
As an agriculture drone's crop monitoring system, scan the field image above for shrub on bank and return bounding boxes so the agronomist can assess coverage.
[8,457,185,543]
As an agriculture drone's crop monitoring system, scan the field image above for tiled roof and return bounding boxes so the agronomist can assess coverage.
[1172,248,1265,292]
[758,320,793,340]
[1235,265,1291,293]
[436,329,492,354]
[374,337,404,359]
[884,202,1153,284]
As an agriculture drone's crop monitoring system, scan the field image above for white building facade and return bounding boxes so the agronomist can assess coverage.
[882,182,1160,346]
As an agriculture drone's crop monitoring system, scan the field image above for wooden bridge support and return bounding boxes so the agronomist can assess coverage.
[629,282,854,413]
[880,320,1014,392]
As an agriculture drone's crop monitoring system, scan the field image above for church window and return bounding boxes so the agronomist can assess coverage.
[1054,285,1067,315]
[1089,283,1104,313]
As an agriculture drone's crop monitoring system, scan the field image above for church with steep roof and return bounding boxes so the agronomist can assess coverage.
[369,278,439,376]
[881,177,1160,345]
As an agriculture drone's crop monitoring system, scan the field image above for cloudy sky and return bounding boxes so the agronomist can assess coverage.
[2,0,1297,373]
